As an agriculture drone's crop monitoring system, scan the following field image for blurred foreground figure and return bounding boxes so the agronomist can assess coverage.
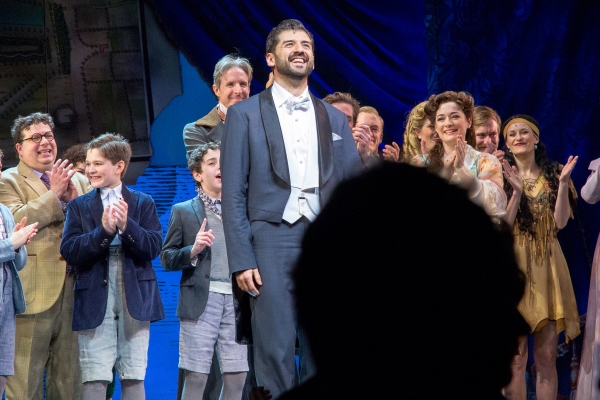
[280,162,529,400]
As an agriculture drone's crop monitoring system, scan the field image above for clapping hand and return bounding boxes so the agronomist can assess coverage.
[382,142,400,162]
[10,216,39,250]
[502,160,523,195]
[559,155,578,183]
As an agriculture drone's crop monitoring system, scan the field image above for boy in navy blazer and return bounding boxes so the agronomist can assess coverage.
[60,133,164,400]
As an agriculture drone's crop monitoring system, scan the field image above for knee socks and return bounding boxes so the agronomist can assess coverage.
[182,370,208,400]
[220,372,247,400]
[82,381,108,400]
[121,379,145,400]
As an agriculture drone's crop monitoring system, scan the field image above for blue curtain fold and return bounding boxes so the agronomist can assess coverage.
[144,0,428,144]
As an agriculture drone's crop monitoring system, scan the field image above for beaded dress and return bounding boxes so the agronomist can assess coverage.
[512,172,580,342]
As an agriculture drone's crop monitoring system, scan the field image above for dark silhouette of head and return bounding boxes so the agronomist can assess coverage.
[291,162,528,399]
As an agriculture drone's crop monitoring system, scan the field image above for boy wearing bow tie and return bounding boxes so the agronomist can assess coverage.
[60,133,164,400]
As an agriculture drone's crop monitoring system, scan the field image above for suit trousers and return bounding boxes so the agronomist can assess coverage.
[249,218,316,399]
[6,274,82,400]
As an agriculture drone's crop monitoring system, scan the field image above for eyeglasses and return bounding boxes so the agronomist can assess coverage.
[19,131,55,144]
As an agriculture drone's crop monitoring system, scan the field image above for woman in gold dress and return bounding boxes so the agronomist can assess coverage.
[501,114,580,400]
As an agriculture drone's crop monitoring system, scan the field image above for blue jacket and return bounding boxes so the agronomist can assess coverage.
[60,186,164,331]
[0,203,28,315]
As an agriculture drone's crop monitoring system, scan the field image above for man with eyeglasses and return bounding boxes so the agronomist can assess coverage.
[0,112,90,399]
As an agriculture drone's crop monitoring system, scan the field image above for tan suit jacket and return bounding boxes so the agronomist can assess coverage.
[0,161,90,314]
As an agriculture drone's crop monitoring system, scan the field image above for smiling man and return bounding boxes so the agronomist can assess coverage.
[356,106,401,163]
[0,112,90,399]
[471,105,504,162]
[183,54,253,160]
[220,19,362,398]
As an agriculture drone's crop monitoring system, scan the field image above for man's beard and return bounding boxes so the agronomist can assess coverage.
[274,52,313,80]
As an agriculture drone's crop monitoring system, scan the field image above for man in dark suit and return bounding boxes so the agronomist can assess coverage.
[220,19,363,399]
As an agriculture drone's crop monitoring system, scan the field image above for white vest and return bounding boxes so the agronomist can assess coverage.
[271,82,320,223]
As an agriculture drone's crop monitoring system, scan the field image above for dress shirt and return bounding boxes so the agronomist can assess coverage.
[271,81,320,223]
[218,103,228,122]
[100,183,123,245]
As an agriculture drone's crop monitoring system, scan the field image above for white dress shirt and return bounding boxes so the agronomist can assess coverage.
[100,183,123,245]
[271,81,320,223]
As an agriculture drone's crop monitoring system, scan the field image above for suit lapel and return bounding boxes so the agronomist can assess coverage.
[17,161,49,197]
[86,189,104,228]
[121,186,137,218]
[207,123,224,143]
[190,197,206,226]
[311,95,334,186]
[259,88,290,186]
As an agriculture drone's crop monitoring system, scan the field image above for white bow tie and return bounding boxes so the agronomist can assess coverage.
[286,96,310,114]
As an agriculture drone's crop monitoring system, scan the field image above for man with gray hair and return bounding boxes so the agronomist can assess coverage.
[183,54,253,160]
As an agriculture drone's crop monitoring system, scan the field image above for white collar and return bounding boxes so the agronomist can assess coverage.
[218,102,228,117]
[100,183,123,200]
[28,166,44,178]
[271,81,310,109]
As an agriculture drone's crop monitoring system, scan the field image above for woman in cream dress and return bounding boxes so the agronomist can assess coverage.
[411,91,506,219]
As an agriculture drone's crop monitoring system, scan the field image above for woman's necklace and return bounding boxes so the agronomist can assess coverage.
[520,171,540,191]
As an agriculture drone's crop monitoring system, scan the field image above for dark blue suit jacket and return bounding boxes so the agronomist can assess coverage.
[60,186,165,331]
[221,87,362,343]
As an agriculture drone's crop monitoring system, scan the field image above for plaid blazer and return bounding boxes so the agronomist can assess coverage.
[0,161,90,314]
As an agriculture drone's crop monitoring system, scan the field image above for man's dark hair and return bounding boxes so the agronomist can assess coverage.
[266,19,314,55]
[11,112,55,144]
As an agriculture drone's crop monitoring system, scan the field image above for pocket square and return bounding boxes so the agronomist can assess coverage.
[332,132,342,141]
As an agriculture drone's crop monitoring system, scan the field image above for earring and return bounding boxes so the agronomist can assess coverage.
[534,144,538,150]
[507,148,512,153]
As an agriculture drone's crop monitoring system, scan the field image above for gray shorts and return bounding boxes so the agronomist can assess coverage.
[78,249,150,383]
[179,291,248,374]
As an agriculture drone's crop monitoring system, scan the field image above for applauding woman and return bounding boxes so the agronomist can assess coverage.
[401,101,440,163]
[411,91,506,218]
[501,114,580,400]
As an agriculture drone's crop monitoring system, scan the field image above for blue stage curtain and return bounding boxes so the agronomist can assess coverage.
[426,0,600,397]
[143,0,428,145]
